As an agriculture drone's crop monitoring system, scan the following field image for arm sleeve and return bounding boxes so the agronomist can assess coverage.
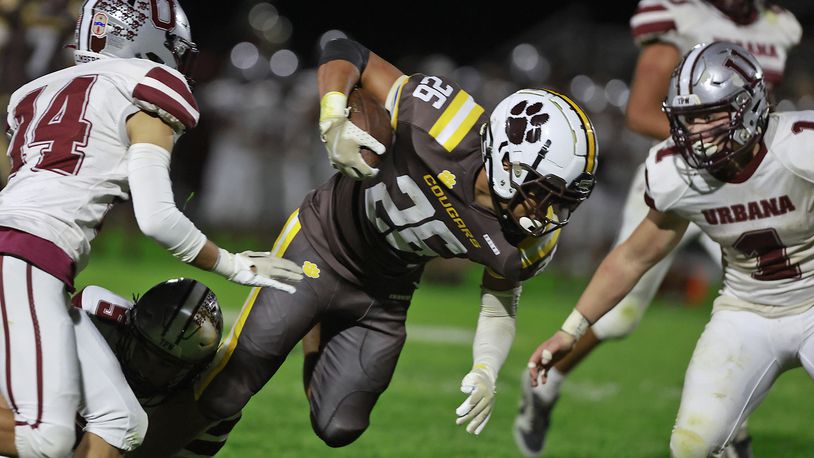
[127,143,207,263]
[471,286,521,381]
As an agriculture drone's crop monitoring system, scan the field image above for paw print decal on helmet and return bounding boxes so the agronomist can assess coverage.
[506,101,550,145]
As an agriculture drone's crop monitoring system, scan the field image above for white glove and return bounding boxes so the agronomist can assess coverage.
[211,249,303,293]
[319,91,385,180]
[455,366,496,435]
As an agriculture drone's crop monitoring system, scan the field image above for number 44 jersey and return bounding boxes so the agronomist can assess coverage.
[644,111,814,310]
[299,74,560,290]
[1,58,198,271]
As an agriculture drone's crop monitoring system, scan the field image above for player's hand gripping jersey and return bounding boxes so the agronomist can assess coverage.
[2,58,198,272]
[631,0,801,88]
[299,74,559,288]
[645,112,814,311]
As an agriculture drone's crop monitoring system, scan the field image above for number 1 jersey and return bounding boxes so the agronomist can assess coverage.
[1,58,198,271]
[644,111,814,309]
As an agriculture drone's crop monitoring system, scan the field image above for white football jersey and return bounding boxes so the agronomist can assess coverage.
[630,0,801,87]
[644,111,814,307]
[1,57,199,271]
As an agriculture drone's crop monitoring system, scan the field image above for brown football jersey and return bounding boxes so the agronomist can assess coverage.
[299,74,559,290]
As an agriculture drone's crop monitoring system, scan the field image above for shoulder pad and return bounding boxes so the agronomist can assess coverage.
[771,112,814,184]
[393,73,486,157]
[643,139,693,212]
[631,0,708,50]
[130,61,199,131]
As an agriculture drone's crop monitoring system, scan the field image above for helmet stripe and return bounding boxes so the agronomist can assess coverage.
[78,0,96,51]
[545,89,597,174]
[195,209,301,398]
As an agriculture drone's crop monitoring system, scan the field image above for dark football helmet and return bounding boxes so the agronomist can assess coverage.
[117,278,223,405]
[663,42,769,179]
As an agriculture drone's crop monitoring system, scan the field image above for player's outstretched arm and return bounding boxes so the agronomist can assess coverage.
[455,270,520,436]
[528,209,688,384]
[316,38,403,180]
[625,42,681,141]
[125,112,303,291]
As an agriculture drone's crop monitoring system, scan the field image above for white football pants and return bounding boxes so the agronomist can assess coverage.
[592,163,721,340]
[0,256,146,456]
[670,305,814,457]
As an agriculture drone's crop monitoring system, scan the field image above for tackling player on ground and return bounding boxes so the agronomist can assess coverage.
[514,1,801,456]
[530,41,814,458]
[130,36,599,455]
[0,1,301,456]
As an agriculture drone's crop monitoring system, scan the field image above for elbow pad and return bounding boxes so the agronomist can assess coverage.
[318,38,370,72]
[127,143,207,263]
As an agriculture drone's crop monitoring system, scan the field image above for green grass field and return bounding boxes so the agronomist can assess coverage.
[80,229,814,457]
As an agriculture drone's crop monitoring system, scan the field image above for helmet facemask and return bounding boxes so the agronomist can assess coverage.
[116,279,223,406]
[116,326,202,407]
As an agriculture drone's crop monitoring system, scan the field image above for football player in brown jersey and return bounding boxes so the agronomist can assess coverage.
[132,37,598,455]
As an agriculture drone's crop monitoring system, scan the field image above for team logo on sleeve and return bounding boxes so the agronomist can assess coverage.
[91,12,109,38]
[438,170,457,189]
[303,261,320,279]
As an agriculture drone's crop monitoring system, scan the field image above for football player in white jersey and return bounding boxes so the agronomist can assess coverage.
[514,1,801,456]
[528,41,814,457]
[0,1,302,457]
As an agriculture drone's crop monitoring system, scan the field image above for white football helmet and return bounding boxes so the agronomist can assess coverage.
[481,89,598,237]
[74,0,198,79]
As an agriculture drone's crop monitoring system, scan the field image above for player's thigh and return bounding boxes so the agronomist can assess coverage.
[0,257,80,455]
[673,310,781,452]
[309,299,408,444]
[614,162,650,246]
[197,234,334,418]
[74,309,146,450]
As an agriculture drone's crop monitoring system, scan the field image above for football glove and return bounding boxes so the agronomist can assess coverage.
[319,91,385,180]
[455,366,496,435]
[212,249,303,293]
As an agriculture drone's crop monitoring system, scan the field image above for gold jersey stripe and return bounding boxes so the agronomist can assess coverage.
[546,89,597,174]
[195,209,302,398]
[518,228,561,269]
[428,90,484,152]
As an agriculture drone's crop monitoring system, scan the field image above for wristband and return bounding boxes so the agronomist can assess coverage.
[561,308,590,340]
[319,91,348,122]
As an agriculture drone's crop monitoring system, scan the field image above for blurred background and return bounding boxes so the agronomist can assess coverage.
[1,0,813,299]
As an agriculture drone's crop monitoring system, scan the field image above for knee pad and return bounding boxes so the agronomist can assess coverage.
[591,298,644,340]
[15,423,76,458]
[84,403,149,452]
[312,391,377,448]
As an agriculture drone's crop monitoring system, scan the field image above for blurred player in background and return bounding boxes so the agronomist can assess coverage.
[530,41,814,458]
[514,1,801,456]
[0,0,302,456]
[131,36,599,455]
